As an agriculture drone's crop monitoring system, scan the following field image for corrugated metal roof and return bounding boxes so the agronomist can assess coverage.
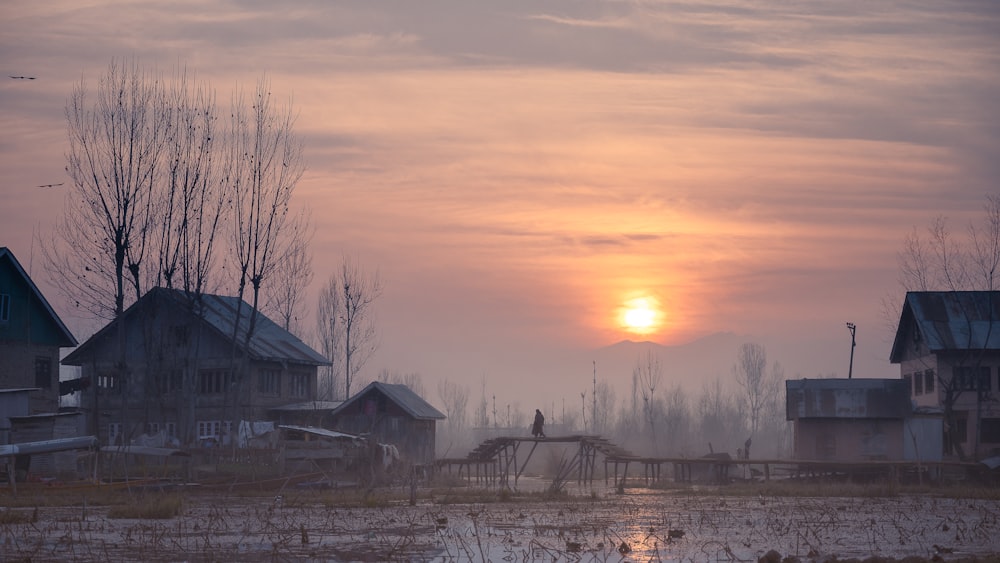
[186,289,329,365]
[278,425,359,440]
[269,401,342,412]
[330,381,446,420]
[890,291,1000,362]
[0,247,77,347]
[64,287,329,366]
[785,378,912,420]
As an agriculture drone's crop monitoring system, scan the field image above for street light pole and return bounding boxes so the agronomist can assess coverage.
[846,322,856,379]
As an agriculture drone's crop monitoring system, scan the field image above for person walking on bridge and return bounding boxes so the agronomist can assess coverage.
[532,409,546,438]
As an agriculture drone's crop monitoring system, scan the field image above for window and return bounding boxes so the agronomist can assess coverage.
[199,369,230,394]
[165,422,177,439]
[924,370,935,394]
[913,371,924,395]
[259,369,281,395]
[34,356,52,389]
[98,373,121,394]
[0,293,9,322]
[196,420,232,440]
[289,372,310,398]
[197,420,221,439]
[982,418,1000,444]
[145,422,161,435]
[903,373,912,396]
[953,366,990,391]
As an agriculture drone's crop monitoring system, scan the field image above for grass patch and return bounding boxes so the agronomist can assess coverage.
[107,494,183,519]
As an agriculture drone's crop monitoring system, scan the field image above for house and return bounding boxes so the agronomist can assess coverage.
[328,381,446,464]
[890,291,1000,459]
[62,286,330,447]
[0,247,78,414]
[784,378,942,462]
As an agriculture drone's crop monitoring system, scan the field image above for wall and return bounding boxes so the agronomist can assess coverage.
[794,418,905,461]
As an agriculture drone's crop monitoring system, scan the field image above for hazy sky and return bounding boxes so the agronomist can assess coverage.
[2,1,998,409]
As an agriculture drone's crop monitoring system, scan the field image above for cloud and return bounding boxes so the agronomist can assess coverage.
[1,0,998,404]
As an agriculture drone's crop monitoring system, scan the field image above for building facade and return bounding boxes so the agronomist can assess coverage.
[328,382,445,464]
[890,291,1000,460]
[0,247,78,415]
[62,287,329,447]
[785,378,923,462]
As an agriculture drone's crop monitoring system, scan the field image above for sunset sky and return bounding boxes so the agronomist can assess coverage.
[2,1,998,410]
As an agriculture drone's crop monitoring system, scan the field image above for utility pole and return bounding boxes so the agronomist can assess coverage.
[592,361,598,434]
[846,322,856,379]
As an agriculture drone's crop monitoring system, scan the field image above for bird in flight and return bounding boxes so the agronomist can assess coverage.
[10,75,37,80]
[37,183,64,188]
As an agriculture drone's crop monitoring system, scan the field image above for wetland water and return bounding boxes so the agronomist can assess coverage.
[2,485,998,562]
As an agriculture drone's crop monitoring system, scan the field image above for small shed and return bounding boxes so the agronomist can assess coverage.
[786,378,912,461]
[328,382,446,464]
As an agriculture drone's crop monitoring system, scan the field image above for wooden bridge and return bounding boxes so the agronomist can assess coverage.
[434,435,989,491]
[434,435,639,490]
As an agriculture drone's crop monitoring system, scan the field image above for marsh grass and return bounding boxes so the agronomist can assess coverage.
[107,493,183,519]
[0,507,36,524]
[663,480,1000,500]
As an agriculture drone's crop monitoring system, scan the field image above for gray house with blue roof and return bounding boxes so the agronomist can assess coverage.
[890,291,1000,460]
[63,287,329,447]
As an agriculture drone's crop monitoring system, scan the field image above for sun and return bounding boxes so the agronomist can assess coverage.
[619,296,661,335]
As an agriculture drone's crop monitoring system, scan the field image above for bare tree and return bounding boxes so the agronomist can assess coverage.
[226,76,304,335]
[889,193,1000,459]
[224,76,305,429]
[48,58,172,444]
[315,274,343,401]
[437,378,469,433]
[337,256,383,398]
[696,377,743,453]
[156,67,227,295]
[733,342,781,439]
[633,350,663,451]
[661,384,690,455]
[592,380,616,435]
[50,58,170,319]
[474,376,490,428]
[263,209,314,335]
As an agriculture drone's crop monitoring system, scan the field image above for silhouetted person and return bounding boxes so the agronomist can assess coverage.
[532,409,546,438]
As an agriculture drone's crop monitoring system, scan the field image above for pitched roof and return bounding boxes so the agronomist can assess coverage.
[0,247,77,347]
[330,381,446,420]
[63,286,328,366]
[890,291,1000,362]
